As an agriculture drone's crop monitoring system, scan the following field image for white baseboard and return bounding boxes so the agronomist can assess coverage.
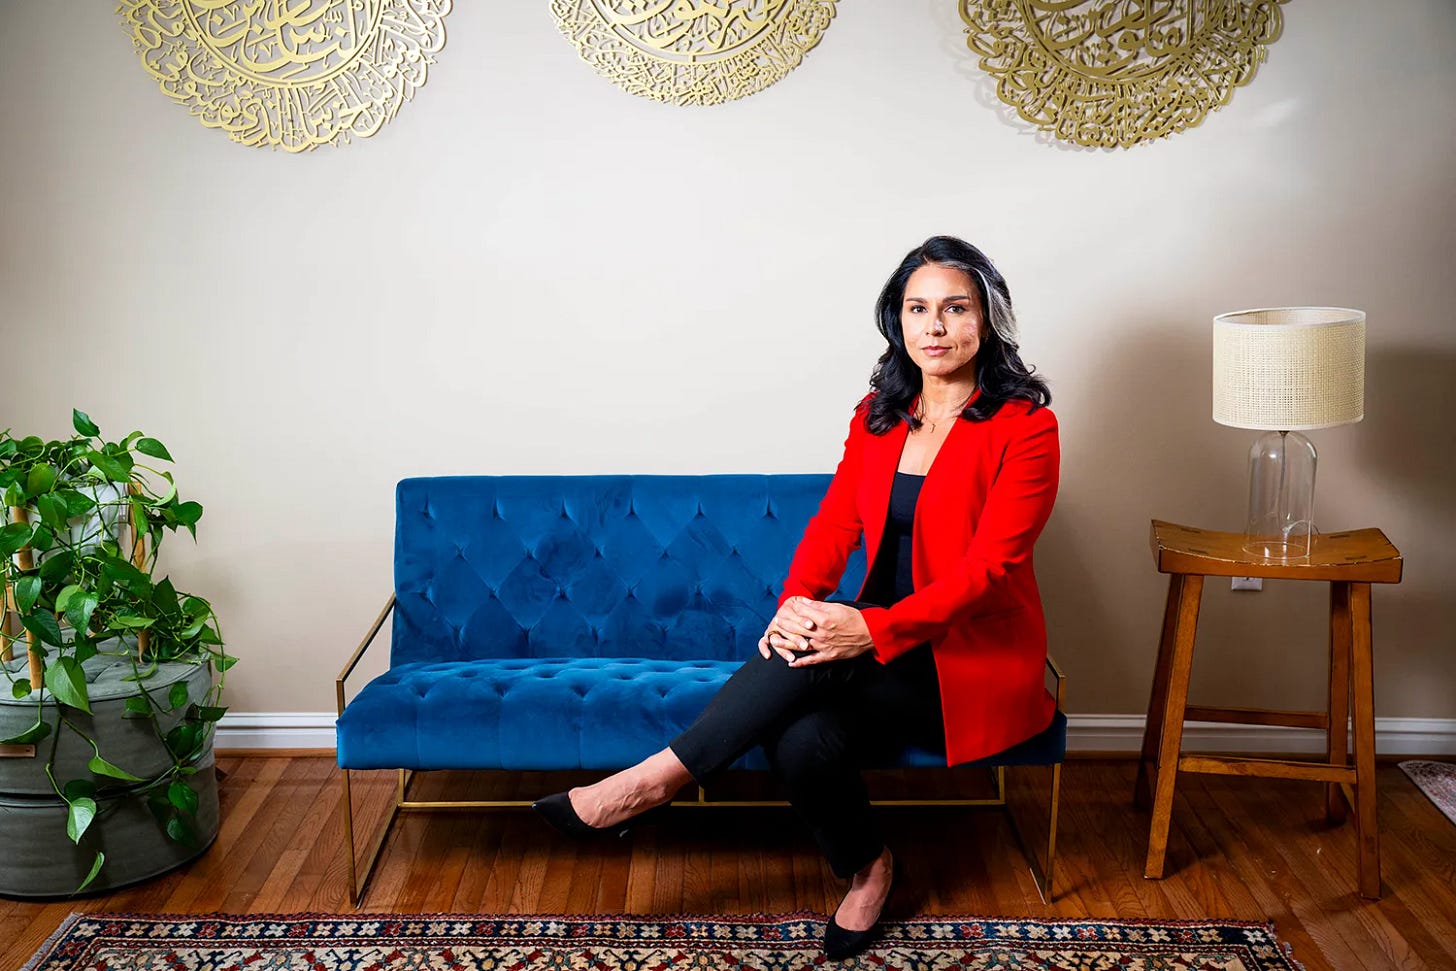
[215,712,338,750]
[1063,714,1456,756]
[214,712,1456,757]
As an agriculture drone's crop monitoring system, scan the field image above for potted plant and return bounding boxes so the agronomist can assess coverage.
[0,409,233,897]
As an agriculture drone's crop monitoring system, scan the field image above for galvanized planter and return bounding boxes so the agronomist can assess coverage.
[0,652,219,898]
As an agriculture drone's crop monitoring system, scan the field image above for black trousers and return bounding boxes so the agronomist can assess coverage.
[667,600,945,879]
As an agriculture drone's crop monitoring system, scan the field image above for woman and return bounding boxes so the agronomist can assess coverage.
[534,235,1059,959]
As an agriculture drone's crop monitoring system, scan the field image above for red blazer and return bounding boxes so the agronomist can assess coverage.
[776,389,1060,765]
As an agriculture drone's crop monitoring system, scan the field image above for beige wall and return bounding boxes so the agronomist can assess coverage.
[2,2,1453,731]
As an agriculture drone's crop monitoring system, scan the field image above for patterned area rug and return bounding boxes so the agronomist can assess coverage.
[21,912,1306,970]
[1400,759,1456,825]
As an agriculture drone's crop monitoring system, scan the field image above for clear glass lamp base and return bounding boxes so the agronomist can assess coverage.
[1243,429,1318,560]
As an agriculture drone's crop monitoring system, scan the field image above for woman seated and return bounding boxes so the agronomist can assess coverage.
[534,234,1060,960]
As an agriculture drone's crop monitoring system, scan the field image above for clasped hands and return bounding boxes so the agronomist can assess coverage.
[758,596,875,667]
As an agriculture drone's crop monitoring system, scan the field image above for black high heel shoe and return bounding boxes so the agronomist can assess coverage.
[823,852,899,961]
[530,791,671,839]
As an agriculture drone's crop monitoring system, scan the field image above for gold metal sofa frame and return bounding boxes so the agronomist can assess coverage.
[337,594,1064,907]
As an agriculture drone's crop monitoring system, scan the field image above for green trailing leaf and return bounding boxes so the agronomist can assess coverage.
[99,555,148,588]
[193,705,227,722]
[0,719,51,745]
[167,780,199,815]
[72,409,100,438]
[15,575,41,613]
[121,659,158,682]
[0,521,31,555]
[73,637,97,665]
[136,438,173,462]
[198,626,223,646]
[66,797,97,843]
[60,489,96,517]
[165,814,197,847]
[26,462,57,497]
[168,681,190,709]
[88,753,144,782]
[175,501,203,526]
[10,678,31,699]
[102,442,135,468]
[44,656,91,713]
[153,576,181,616]
[128,496,149,538]
[28,523,54,552]
[64,592,99,634]
[74,851,105,894]
[165,723,199,759]
[212,652,237,673]
[151,472,178,506]
[86,449,129,483]
[145,792,171,826]
[35,492,69,531]
[109,614,156,629]
[55,584,82,614]
[22,611,64,648]
[123,696,153,718]
[38,549,73,583]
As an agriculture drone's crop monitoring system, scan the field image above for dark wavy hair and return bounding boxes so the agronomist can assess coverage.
[863,235,1050,434]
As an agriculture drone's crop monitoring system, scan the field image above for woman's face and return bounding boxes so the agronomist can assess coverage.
[900,263,984,382]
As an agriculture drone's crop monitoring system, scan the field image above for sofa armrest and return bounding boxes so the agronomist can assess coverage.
[1046,655,1066,711]
[335,593,396,718]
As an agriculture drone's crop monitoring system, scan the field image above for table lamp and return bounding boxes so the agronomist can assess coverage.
[1212,307,1366,559]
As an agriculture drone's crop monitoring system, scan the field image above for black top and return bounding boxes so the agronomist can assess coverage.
[858,471,924,608]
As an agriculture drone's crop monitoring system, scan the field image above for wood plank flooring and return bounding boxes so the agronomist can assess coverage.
[2,757,1453,971]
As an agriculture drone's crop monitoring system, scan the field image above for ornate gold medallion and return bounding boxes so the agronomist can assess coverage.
[117,0,451,152]
[961,0,1288,148]
[551,0,838,106]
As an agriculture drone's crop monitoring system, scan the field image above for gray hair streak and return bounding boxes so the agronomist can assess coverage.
[973,266,1019,348]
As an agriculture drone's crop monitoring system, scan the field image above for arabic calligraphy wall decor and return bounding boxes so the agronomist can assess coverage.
[117,0,451,152]
[551,0,837,107]
[961,0,1287,149]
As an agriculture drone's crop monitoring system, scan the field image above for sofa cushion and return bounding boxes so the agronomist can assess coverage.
[389,476,867,666]
[336,657,1066,773]
[337,658,768,771]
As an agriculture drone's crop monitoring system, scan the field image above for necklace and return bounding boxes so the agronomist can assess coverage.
[915,392,974,433]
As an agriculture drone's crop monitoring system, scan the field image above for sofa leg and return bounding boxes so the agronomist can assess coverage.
[342,768,357,906]
[1044,762,1061,903]
[1002,762,1061,905]
[341,767,405,908]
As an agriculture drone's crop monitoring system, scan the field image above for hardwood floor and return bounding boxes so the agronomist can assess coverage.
[2,757,1453,971]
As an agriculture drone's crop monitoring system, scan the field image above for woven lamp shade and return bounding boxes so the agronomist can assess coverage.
[1212,307,1366,431]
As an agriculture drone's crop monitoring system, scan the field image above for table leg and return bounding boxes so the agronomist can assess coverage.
[1144,573,1202,880]
[1327,582,1351,823]
[1136,574,1185,809]
[1349,581,1381,900]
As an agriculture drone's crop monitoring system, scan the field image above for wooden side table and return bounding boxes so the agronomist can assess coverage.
[1134,520,1403,900]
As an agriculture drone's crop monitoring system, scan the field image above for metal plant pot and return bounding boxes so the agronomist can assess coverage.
[0,651,220,898]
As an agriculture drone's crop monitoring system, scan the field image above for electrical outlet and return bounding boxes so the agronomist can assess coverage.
[1231,576,1263,592]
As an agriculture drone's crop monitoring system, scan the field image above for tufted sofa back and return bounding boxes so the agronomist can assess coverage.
[391,475,867,666]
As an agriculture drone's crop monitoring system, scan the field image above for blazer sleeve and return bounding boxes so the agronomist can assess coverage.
[857,405,1060,662]
[776,401,869,608]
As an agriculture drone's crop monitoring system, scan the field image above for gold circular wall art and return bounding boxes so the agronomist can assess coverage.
[551,0,838,106]
[960,0,1288,149]
[117,0,451,152]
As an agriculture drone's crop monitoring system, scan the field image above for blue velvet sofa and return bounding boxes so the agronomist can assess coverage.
[335,475,1065,905]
